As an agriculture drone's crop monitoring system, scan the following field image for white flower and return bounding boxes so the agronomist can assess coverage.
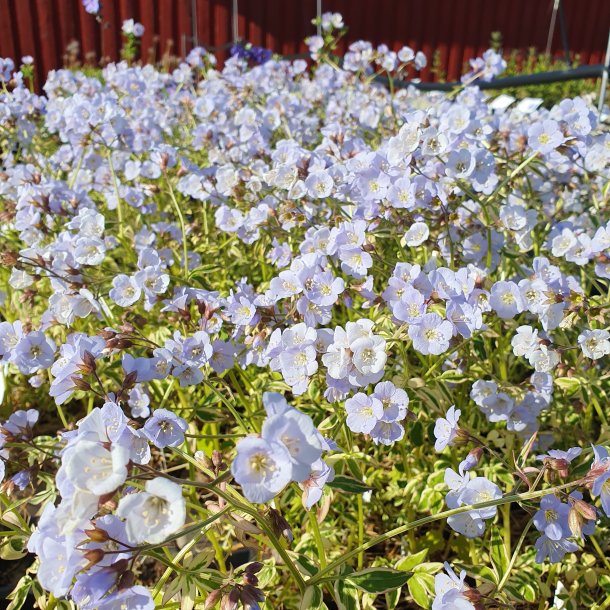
[511,325,539,357]
[117,478,186,544]
[578,329,610,360]
[529,345,560,372]
[63,440,129,496]
[404,222,429,247]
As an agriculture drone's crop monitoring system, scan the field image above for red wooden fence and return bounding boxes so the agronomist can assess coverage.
[0,0,608,87]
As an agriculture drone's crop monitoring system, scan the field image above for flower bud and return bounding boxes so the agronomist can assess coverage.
[573,499,597,521]
[545,457,570,479]
[243,572,258,586]
[204,589,223,610]
[82,350,97,373]
[122,371,138,390]
[118,570,135,590]
[84,527,110,542]
[245,561,264,574]
[99,329,117,340]
[568,508,584,538]
[0,251,18,266]
[240,585,265,605]
[112,558,130,573]
[71,376,92,391]
[268,508,293,544]
[220,588,240,610]
[83,549,105,570]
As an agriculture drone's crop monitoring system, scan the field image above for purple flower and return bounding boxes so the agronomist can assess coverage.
[528,119,565,154]
[533,495,570,540]
[371,381,409,422]
[432,563,475,610]
[534,535,578,564]
[434,406,461,452]
[536,447,582,463]
[591,469,610,517]
[489,281,525,319]
[231,437,293,503]
[369,420,405,445]
[82,0,100,13]
[409,313,453,355]
[92,586,154,610]
[142,409,188,448]
[345,393,383,434]
[300,459,334,510]
[13,331,56,374]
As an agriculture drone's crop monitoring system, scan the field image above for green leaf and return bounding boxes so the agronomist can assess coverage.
[396,549,429,572]
[6,575,33,610]
[335,579,360,610]
[328,475,371,494]
[410,421,424,446]
[345,568,411,593]
[436,369,469,383]
[300,586,324,610]
[407,573,435,609]
[385,587,402,609]
[490,527,509,582]
[412,562,443,574]
[554,377,582,393]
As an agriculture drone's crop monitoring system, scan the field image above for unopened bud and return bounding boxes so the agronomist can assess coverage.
[212,449,226,471]
[220,588,240,610]
[122,371,138,390]
[240,585,265,606]
[106,338,133,350]
[545,457,570,479]
[83,549,105,569]
[82,350,97,373]
[573,499,597,521]
[118,570,135,590]
[84,527,110,542]
[204,589,223,610]
[99,329,117,340]
[243,572,258,586]
[568,508,584,538]
[112,558,130,573]
[268,508,293,544]
[71,376,92,391]
[0,251,18,266]
[245,561,264,574]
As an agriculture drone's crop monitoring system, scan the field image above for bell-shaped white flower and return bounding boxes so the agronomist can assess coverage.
[63,440,129,496]
[117,478,185,544]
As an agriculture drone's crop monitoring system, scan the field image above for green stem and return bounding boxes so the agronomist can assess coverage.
[306,480,581,586]
[497,518,533,591]
[357,494,364,570]
[107,150,124,238]
[163,171,190,280]
[308,510,327,569]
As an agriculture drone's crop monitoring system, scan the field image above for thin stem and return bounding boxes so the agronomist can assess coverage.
[306,480,581,585]
[497,518,533,591]
[308,509,327,570]
[163,171,189,280]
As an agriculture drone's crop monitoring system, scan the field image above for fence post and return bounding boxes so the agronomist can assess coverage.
[191,0,198,48]
[545,0,560,56]
[232,0,239,43]
[598,29,610,115]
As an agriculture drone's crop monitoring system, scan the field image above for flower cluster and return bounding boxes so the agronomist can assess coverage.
[1,11,610,610]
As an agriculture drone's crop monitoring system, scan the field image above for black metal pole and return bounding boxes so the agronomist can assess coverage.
[558,0,571,64]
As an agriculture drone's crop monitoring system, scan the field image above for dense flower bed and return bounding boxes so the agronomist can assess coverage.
[1,13,610,610]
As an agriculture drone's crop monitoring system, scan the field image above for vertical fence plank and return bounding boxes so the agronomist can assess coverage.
[1,0,609,88]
